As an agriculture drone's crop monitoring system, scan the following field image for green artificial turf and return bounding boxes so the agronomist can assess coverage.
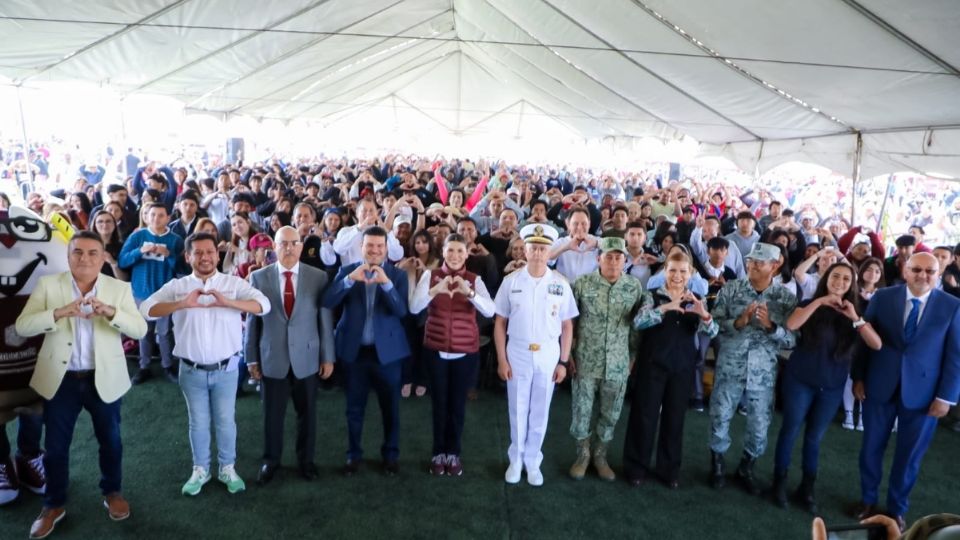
[1,371,957,539]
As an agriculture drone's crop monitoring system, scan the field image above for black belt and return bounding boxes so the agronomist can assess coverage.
[66,369,95,378]
[180,357,231,371]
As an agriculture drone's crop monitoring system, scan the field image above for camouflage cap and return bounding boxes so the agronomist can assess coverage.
[745,242,781,262]
[598,236,628,255]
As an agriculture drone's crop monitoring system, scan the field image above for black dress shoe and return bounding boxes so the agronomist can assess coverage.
[342,459,360,477]
[164,367,179,384]
[853,502,877,520]
[257,463,278,485]
[890,514,906,533]
[383,461,399,476]
[664,479,680,490]
[299,463,319,481]
[131,368,152,385]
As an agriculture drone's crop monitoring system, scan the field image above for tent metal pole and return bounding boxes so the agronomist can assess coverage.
[851,133,863,225]
[753,139,764,183]
[15,85,35,192]
[876,174,894,239]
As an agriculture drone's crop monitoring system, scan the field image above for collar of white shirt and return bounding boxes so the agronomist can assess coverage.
[906,288,932,306]
[278,262,300,277]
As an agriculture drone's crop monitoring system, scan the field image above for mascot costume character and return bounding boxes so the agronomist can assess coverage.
[0,205,70,505]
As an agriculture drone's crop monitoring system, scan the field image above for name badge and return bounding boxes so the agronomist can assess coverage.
[511,289,523,294]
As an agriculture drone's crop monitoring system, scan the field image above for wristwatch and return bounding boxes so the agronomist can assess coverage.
[557,359,569,368]
[852,318,867,329]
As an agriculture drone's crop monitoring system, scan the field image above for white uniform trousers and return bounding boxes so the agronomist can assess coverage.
[506,340,559,471]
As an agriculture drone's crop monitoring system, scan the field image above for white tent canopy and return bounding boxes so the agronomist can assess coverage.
[1,0,959,176]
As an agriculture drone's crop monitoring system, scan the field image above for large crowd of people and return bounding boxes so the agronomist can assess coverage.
[1,150,959,539]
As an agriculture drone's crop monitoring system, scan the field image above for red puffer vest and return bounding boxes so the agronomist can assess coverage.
[423,264,480,353]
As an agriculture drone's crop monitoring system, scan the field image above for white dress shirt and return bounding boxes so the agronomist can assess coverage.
[68,278,98,371]
[140,272,271,367]
[549,236,599,283]
[333,225,404,266]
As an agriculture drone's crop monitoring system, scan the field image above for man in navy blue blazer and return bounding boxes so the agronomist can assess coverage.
[322,226,410,476]
[852,252,960,530]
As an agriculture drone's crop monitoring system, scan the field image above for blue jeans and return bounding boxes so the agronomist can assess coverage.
[135,297,174,369]
[773,370,844,476]
[0,413,43,458]
[43,374,123,507]
[178,361,239,470]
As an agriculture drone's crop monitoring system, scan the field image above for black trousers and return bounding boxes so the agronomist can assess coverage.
[622,361,693,483]
[426,349,478,456]
[261,368,318,467]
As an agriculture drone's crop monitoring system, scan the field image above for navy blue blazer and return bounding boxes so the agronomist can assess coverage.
[321,261,410,365]
[857,285,960,409]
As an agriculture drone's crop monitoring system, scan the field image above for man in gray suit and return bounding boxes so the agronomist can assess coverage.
[245,226,335,484]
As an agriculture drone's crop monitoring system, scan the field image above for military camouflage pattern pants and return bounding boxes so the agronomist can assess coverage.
[708,375,775,458]
[570,376,628,443]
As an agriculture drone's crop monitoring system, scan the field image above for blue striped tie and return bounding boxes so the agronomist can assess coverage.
[904,298,921,342]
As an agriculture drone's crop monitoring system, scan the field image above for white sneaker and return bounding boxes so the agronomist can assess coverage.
[842,412,855,430]
[181,466,211,496]
[504,461,522,484]
[218,464,246,494]
[526,466,544,487]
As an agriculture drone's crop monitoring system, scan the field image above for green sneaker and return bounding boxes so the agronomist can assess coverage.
[218,465,246,494]
[182,466,211,496]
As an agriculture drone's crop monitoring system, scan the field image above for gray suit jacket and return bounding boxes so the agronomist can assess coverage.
[244,263,335,379]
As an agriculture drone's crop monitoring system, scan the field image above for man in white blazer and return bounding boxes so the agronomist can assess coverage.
[15,231,147,540]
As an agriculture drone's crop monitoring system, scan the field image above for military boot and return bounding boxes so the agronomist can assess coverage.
[568,438,591,480]
[593,441,616,482]
[795,472,818,515]
[735,452,762,496]
[771,469,788,509]
[709,451,725,489]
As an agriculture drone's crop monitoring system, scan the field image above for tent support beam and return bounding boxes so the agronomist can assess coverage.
[457,100,522,133]
[15,85,34,189]
[516,101,525,138]
[224,7,447,113]
[20,0,192,83]
[538,0,762,140]
[839,0,960,77]
[851,132,863,225]
[393,94,457,132]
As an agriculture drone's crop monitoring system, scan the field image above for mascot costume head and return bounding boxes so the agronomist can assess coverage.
[0,205,70,423]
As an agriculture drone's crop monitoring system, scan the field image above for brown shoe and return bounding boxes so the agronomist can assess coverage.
[103,493,130,521]
[29,507,65,539]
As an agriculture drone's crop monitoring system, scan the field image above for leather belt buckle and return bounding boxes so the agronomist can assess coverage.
[528,343,540,352]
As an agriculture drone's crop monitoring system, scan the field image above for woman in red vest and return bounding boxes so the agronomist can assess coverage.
[410,233,496,477]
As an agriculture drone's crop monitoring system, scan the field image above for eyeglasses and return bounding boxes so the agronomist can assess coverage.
[907,267,937,276]
[277,240,302,248]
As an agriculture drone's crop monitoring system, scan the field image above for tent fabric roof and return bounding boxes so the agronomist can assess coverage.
[1,0,959,176]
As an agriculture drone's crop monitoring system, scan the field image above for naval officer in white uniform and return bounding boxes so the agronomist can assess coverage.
[494,223,579,486]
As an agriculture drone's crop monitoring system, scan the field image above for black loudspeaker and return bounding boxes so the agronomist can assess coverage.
[226,138,245,165]
[669,162,680,181]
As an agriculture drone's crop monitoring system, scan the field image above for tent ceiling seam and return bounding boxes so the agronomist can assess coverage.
[17,0,193,84]
[628,0,854,131]
[537,0,760,140]
[225,5,446,114]
[838,0,960,77]
[473,0,673,133]
[134,0,336,92]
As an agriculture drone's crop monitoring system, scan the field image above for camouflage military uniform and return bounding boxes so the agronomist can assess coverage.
[570,272,644,442]
[708,278,797,457]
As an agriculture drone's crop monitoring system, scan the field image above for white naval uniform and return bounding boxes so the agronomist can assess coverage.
[494,266,579,470]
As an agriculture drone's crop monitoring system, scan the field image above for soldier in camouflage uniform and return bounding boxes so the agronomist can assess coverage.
[708,243,797,494]
[569,237,644,481]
